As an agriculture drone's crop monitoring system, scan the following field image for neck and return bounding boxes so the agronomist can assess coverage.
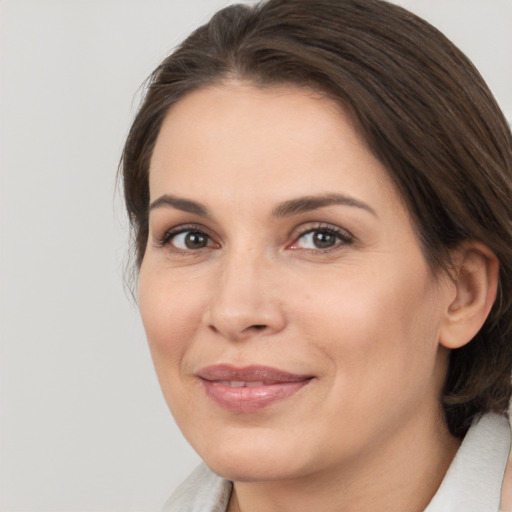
[227,414,460,512]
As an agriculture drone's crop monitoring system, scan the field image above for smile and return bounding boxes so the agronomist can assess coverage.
[196,365,313,412]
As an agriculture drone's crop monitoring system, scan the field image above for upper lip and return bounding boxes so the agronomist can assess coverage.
[196,364,313,383]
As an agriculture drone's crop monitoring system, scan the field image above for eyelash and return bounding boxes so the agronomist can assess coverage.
[158,224,216,252]
[289,223,354,252]
[158,223,354,253]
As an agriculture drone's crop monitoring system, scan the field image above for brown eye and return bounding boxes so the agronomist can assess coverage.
[169,230,211,250]
[290,226,353,251]
[184,232,209,249]
[296,229,345,249]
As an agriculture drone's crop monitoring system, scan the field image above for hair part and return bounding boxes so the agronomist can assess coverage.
[120,0,512,436]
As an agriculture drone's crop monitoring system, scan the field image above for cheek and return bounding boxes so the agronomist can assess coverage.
[138,264,207,375]
[294,261,443,381]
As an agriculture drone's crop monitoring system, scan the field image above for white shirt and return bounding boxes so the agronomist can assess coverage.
[163,413,511,512]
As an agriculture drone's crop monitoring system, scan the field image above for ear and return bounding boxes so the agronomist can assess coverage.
[439,241,499,349]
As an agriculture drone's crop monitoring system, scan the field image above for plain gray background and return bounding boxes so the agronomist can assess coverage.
[1,1,511,510]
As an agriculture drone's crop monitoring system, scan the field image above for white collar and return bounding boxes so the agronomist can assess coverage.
[425,413,510,512]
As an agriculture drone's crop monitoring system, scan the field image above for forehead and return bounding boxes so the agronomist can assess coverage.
[149,82,397,211]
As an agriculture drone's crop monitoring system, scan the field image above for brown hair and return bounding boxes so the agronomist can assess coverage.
[121,0,512,436]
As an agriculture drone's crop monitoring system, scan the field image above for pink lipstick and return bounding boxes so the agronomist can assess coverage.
[196,365,313,412]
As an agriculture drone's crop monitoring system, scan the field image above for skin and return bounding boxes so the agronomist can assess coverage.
[139,83,496,512]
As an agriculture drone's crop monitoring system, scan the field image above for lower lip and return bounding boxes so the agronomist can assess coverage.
[201,380,311,412]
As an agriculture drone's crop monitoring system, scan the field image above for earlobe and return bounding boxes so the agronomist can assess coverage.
[439,242,499,350]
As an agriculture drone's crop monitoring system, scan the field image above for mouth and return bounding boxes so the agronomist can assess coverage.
[196,364,314,412]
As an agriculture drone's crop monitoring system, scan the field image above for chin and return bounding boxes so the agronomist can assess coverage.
[206,458,295,483]
[198,441,308,483]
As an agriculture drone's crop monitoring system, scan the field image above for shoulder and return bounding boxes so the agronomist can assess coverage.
[162,463,232,512]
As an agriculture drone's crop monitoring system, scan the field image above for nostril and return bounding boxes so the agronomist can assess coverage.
[251,325,267,330]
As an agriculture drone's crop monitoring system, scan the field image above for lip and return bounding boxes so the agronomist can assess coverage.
[196,364,313,412]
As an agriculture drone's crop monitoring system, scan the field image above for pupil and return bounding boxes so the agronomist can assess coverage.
[185,232,207,249]
[314,231,335,248]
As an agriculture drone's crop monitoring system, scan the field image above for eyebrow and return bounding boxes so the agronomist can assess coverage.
[149,195,209,216]
[272,193,377,217]
[148,192,376,218]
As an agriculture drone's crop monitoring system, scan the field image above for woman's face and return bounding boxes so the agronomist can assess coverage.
[139,83,456,482]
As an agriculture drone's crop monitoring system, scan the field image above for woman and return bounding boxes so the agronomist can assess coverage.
[120,0,512,510]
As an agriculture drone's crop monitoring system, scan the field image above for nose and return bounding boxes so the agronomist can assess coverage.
[205,249,286,342]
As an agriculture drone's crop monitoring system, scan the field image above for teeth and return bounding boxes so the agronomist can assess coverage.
[217,381,266,387]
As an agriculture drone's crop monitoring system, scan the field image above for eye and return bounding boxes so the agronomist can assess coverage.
[289,225,353,251]
[161,227,216,251]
